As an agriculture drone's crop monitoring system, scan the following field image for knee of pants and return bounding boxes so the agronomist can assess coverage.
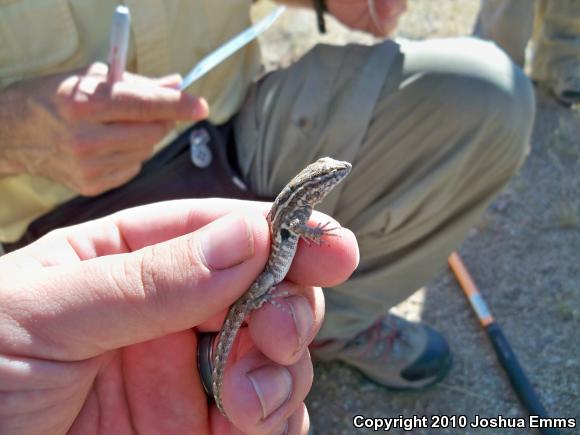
[454,39,535,175]
[402,38,536,177]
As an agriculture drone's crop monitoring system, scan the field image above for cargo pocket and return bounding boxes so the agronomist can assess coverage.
[0,0,79,83]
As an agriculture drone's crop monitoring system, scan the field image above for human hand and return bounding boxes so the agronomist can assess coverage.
[0,199,359,435]
[327,0,407,36]
[0,62,208,195]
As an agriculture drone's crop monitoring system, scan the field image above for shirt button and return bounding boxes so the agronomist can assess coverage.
[190,128,213,168]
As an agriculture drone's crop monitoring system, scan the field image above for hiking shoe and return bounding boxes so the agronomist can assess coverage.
[311,314,452,390]
[534,73,580,107]
[550,75,580,107]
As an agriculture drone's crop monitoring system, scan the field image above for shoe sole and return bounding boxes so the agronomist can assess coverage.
[348,352,453,392]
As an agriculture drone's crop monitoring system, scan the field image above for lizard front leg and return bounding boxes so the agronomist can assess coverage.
[288,218,339,245]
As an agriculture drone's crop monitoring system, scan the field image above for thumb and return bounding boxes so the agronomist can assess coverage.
[13,213,269,361]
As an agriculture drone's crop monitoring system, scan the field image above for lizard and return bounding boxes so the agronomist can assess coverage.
[211,157,352,417]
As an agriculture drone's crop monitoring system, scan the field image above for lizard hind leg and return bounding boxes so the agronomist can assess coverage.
[251,286,291,314]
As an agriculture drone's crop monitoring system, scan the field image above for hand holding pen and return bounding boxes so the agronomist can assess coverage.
[1,6,207,195]
[1,4,285,195]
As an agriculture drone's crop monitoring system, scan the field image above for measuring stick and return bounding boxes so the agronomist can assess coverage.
[448,252,559,435]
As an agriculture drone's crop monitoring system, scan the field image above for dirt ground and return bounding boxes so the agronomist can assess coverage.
[255,1,579,434]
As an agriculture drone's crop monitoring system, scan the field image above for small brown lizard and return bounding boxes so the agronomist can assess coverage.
[211,157,352,417]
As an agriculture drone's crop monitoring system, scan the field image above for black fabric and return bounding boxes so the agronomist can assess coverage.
[4,120,260,252]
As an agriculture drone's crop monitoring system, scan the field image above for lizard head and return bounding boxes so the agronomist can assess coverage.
[267,157,352,228]
[293,157,352,205]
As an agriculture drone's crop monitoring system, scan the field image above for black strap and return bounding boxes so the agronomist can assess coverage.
[313,0,328,34]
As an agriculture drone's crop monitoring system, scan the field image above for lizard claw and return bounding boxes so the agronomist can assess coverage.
[302,221,341,246]
[319,220,341,235]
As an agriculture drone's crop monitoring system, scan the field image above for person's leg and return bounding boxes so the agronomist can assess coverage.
[473,0,535,67]
[320,37,535,336]
[531,0,580,105]
[235,37,535,388]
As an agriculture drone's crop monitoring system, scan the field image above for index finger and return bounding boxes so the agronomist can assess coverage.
[70,78,209,122]
[26,199,359,288]
[112,199,360,287]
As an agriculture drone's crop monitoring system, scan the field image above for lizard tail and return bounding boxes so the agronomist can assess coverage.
[212,300,248,416]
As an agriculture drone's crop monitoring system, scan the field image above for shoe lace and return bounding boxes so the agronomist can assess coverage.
[347,316,410,363]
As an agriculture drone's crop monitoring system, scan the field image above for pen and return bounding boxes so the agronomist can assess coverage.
[107,5,131,83]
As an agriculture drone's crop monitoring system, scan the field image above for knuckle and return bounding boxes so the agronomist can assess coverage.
[130,247,172,328]
[133,238,196,311]
[57,79,110,121]
[137,248,161,299]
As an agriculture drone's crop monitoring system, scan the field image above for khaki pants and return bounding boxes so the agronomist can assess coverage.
[474,0,580,84]
[234,38,535,340]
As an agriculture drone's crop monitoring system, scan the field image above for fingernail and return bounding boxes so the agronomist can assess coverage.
[198,214,254,270]
[247,365,292,420]
[287,295,314,352]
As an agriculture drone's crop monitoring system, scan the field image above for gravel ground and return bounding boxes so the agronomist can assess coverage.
[256,1,580,434]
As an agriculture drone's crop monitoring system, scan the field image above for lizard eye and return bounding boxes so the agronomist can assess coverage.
[280,228,291,241]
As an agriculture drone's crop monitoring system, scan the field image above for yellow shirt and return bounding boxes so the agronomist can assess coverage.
[0,0,262,242]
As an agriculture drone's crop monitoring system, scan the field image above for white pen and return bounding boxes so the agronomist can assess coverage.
[107,5,131,83]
